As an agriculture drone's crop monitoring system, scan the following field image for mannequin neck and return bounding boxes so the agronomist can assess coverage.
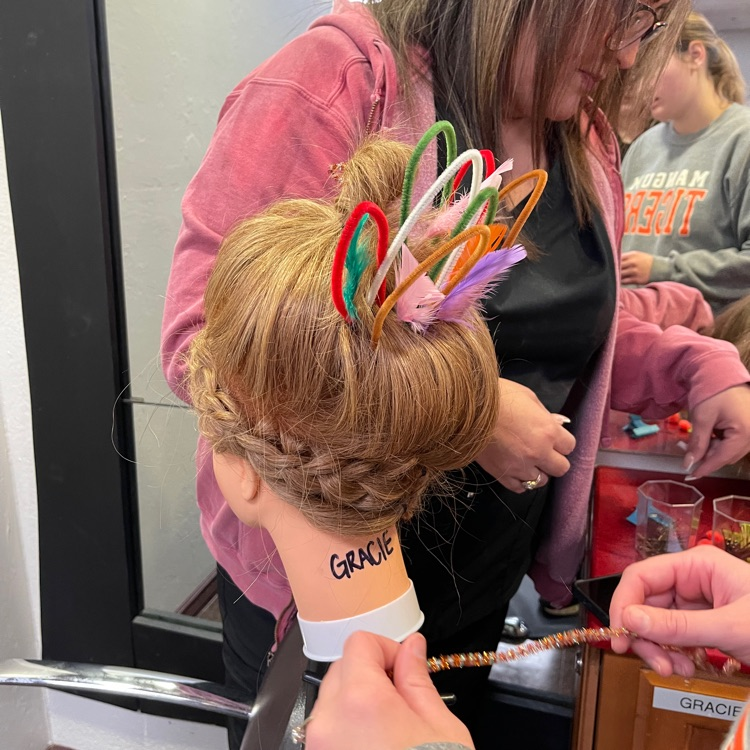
[211,450,421,659]
[263,505,410,623]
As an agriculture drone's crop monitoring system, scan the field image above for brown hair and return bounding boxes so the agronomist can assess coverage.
[708,296,750,474]
[677,12,746,105]
[369,0,688,222]
[187,136,500,536]
[710,296,750,369]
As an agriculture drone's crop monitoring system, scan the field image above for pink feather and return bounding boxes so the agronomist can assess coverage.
[395,244,445,333]
[436,245,526,324]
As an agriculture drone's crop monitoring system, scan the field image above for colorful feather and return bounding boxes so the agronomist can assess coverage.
[415,158,514,243]
[395,244,445,333]
[437,245,527,324]
[342,215,372,319]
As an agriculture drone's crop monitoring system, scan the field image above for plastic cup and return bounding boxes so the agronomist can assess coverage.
[713,496,750,562]
[635,480,704,558]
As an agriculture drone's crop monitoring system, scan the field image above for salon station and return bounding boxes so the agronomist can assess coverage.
[2,1,750,749]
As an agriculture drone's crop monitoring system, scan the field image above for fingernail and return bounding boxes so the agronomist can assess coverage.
[408,633,427,660]
[625,606,651,634]
[685,476,697,482]
[553,414,572,425]
[683,453,695,472]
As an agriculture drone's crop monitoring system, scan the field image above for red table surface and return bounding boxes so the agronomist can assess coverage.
[588,466,750,672]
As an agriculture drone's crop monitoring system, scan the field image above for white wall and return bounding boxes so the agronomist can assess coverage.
[106,0,326,613]
[694,1,750,103]
[0,112,51,749]
[722,31,750,101]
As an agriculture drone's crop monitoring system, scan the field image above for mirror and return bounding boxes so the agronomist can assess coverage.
[106,0,324,616]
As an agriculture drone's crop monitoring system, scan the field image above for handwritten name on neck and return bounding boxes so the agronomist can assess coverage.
[330,530,395,580]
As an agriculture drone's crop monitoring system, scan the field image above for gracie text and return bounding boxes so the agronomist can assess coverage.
[330,531,395,580]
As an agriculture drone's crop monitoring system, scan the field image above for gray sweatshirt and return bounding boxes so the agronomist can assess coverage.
[621,103,750,313]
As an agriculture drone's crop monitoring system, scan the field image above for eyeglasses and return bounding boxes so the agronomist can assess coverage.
[606,3,668,51]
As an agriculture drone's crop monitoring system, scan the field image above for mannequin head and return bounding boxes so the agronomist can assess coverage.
[187,135,501,540]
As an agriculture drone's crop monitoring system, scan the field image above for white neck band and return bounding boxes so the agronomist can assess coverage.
[296,579,424,662]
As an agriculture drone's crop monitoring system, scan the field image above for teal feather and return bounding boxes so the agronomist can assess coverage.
[343,214,372,320]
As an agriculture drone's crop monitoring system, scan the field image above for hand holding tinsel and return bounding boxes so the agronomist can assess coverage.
[426,626,743,677]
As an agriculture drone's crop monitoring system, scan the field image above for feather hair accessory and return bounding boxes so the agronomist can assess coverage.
[330,121,547,348]
[365,146,485,306]
[371,225,493,346]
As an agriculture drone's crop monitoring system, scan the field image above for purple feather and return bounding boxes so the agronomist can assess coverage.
[437,245,527,324]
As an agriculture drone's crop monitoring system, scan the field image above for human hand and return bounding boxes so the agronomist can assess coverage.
[621,251,654,285]
[475,378,576,493]
[684,385,750,478]
[610,545,750,677]
[305,632,474,750]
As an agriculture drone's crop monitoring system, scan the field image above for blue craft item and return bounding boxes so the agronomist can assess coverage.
[623,414,660,439]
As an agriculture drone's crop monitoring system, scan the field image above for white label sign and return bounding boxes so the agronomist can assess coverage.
[652,687,745,722]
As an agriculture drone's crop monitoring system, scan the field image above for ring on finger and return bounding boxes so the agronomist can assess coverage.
[522,473,543,491]
[292,715,314,745]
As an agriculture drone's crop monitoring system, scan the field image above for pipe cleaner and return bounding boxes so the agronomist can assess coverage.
[330,121,547,348]
[426,626,743,677]
[395,245,446,334]
[331,201,390,322]
[497,169,548,249]
[450,149,497,204]
[443,224,508,289]
[400,121,458,225]
[366,147,485,306]
[371,226,492,346]
[431,186,499,285]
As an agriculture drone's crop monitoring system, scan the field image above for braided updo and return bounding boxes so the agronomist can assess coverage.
[187,135,500,536]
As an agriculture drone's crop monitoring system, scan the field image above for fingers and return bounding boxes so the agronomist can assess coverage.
[684,422,714,478]
[620,252,651,285]
[539,450,572,477]
[392,634,445,715]
[688,434,749,479]
[340,630,400,677]
[687,386,750,478]
[622,604,718,648]
[627,638,697,678]
[507,470,549,495]
[392,634,476,748]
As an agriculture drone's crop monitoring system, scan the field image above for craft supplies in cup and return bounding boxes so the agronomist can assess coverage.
[713,496,750,562]
[635,480,704,558]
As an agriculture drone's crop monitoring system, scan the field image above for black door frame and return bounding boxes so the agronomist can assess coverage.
[0,0,222,697]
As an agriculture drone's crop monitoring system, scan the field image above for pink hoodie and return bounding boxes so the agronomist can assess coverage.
[161,1,749,624]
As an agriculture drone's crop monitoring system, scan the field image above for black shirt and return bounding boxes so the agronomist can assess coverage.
[400,118,616,642]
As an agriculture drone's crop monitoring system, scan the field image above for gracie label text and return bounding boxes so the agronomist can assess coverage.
[330,531,395,580]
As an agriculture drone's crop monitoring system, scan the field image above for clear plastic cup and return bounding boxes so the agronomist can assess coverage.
[713,496,750,562]
[635,480,704,558]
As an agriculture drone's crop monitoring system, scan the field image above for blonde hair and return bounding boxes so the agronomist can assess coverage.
[187,137,500,536]
[708,296,750,473]
[677,12,746,105]
[369,0,689,223]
